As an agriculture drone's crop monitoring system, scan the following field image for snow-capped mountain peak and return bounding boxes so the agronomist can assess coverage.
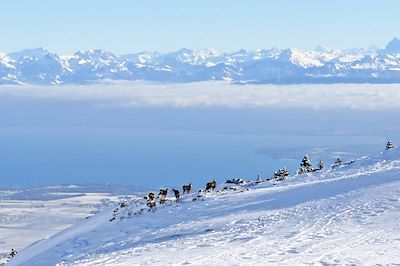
[8,47,50,61]
[278,48,324,68]
[2,38,400,85]
[385,37,400,54]
[314,44,332,53]
[0,54,15,69]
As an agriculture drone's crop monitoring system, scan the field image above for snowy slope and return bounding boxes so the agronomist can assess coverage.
[7,148,400,265]
[2,38,400,84]
[0,185,148,265]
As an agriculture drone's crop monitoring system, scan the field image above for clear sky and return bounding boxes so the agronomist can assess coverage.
[1,0,399,55]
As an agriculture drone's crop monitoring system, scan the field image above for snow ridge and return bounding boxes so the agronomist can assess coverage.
[7,148,400,265]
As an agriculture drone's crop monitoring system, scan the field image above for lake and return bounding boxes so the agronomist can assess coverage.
[0,83,399,189]
[0,116,391,188]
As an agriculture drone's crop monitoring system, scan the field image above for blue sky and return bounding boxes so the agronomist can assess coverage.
[0,0,399,54]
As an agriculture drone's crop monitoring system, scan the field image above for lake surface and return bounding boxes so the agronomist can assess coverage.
[0,125,387,188]
[1,83,399,189]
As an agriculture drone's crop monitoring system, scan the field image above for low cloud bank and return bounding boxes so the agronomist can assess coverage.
[1,81,400,110]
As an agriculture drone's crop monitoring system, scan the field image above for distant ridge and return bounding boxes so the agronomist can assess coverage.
[1,38,400,85]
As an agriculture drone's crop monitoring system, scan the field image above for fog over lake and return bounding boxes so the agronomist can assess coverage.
[1,82,399,188]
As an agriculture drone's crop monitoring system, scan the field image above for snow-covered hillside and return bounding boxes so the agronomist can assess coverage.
[6,147,400,265]
[0,185,147,265]
[2,38,400,85]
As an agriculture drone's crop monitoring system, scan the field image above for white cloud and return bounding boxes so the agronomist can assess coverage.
[1,81,400,110]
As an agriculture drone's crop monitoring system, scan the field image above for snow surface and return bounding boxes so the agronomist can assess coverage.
[0,185,147,265]
[7,148,400,265]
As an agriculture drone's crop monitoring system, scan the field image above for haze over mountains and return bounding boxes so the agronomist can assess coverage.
[1,38,400,85]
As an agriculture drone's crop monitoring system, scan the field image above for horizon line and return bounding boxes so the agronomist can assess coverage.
[1,37,398,56]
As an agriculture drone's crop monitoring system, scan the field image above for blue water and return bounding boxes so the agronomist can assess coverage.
[0,97,397,188]
[0,126,386,188]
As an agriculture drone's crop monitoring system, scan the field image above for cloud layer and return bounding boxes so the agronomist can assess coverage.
[1,81,400,110]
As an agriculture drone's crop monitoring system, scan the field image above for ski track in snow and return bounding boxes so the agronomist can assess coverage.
[7,150,400,265]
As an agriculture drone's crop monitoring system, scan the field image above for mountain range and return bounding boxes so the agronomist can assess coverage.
[1,38,400,85]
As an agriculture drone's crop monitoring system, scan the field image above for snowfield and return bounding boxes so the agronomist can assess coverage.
[6,148,400,265]
[0,186,145,265]
[0,192,109,254]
